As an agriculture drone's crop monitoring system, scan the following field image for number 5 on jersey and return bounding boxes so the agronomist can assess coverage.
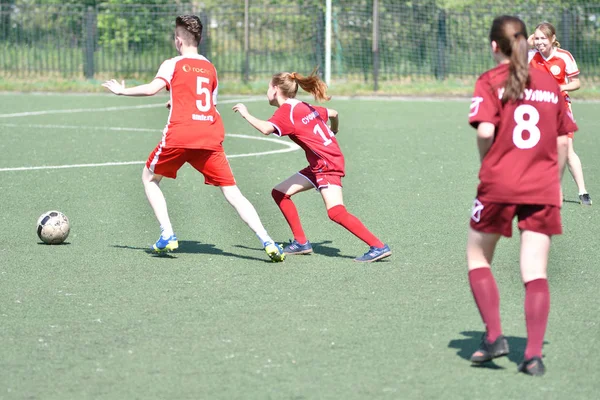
[196,76,211,112]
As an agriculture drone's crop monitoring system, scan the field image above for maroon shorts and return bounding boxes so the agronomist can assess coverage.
[298,166,343,190]
[470,198,562,237]
[146,145,236,186]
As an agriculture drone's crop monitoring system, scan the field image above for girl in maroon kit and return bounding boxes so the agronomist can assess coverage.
[466,15,576,376]
[232,70,390,263]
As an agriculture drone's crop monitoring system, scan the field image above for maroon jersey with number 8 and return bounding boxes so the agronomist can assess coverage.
[468,64,577,207]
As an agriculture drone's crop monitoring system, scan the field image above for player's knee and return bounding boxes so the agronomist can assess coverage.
[272,188,288,204]
[327,204,347,223]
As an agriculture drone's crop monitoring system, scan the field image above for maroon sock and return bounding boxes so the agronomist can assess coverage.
[327,205,384,248]
[271,189,307,244]
[524,278,550,360]
[468,267,502,342]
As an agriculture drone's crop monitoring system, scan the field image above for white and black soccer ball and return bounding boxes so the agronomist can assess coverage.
[37,211,70,244]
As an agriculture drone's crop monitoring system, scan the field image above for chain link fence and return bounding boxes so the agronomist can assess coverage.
[1,1,599,88]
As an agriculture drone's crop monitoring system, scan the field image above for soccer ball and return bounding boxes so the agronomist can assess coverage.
[37,211,70,244]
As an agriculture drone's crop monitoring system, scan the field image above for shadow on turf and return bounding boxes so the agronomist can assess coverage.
[234,240,357,260]
[448,330,548,369]
[112,240,273,262]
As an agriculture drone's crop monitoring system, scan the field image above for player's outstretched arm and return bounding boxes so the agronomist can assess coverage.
[102,78,166,97]
[327,108,339,134]
[232,103,275,135]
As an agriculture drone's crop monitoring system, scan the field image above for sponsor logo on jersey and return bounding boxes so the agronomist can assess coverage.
[550,65,561,76]
[182,64,208,74]
[192,114,214,122]
[469,97,484,117]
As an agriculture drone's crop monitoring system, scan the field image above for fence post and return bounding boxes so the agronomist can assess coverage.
[561,8,573,52]
[372,0,379,91]
[83,6,96,80]
[242,0,249,83]
[435,9,447,80]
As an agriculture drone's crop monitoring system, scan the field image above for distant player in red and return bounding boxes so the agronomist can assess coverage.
[528,22,591,205]
[102,15,285,262]
[466,15,576,376]
[232,70,390,263]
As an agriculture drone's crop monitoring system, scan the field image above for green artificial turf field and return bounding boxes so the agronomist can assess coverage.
[0,92,598,399]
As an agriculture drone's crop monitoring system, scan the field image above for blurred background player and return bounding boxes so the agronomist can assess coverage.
[102,15,284,262]
[466,15,576,376]
[528,22,591,205]
[232,70,390,263]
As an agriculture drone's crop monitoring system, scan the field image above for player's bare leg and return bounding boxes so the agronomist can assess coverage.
[566,138,591,205]
[220,185,284,262]
[142,166,178,252]
[518,230,551,376]
[273,174,314,254]
[466,228,508,363]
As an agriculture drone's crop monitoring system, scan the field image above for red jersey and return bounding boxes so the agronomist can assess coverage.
[529,48,579,102]
[468,64,578,206]
[268,99,345,176]
[155,54,225,150]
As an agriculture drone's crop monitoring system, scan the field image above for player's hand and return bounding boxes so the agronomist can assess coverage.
[232,103,248,118]
[527,34,535,48]
[166,100,171,110]
[102,79,125,95]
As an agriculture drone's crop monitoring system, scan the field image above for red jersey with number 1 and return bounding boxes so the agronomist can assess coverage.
[268,99,345,176]
[468,64,577,207]
[154,54,225,150]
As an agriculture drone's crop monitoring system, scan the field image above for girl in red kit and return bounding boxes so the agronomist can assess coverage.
[528,22,591,205]
[466,16,576,376]
[232,70,390,263]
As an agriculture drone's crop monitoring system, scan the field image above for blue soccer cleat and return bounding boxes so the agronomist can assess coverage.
[152,234,179,253]
[354,244,391,263]
[283,239,313,255]
[264,241,285,262]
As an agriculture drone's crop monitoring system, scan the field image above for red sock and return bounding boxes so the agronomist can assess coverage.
[524,278,550,360]
[327,205,384,248]
[468,267,502,342]
[271,189,307,244]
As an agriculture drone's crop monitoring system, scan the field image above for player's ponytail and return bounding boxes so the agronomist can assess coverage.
[490,16,529,103]
[271,67,331,102]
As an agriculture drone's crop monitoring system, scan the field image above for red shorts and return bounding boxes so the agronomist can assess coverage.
[298,166,343,190]
[146,145,236,186]
[470,198,562,237]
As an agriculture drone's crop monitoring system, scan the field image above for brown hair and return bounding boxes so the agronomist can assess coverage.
[271,67,331,102]
[535,22,561,48]
[490,15,529,103]
[176,15,202,47]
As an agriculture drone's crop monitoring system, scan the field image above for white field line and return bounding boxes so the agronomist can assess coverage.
[0,97,263,119]
[0,126,299,172]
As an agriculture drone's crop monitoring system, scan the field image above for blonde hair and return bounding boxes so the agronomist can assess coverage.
[535,22,560,48]
[271,67,331,102]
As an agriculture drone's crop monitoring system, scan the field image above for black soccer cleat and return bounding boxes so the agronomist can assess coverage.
[518,356,545,376]
[470,334,509,363]
[579,193,592,206]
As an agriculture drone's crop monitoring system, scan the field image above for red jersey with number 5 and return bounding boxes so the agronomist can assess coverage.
[468,63,577,206]
[155,54,225,150]
[268,99,345,176]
